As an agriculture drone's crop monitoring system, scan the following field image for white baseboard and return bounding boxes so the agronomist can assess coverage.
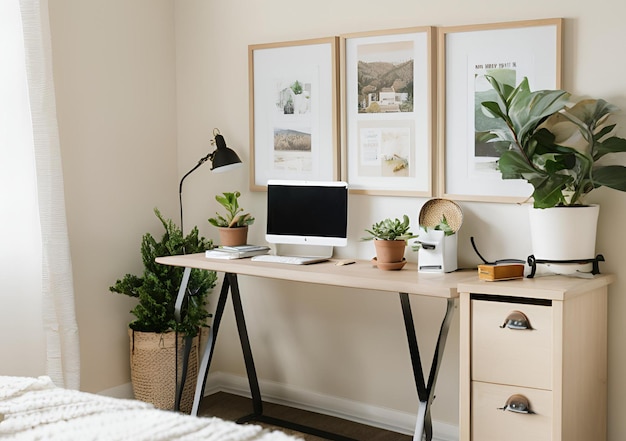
[97,382,134,399]
[204,371,459,441]
[97,373,459,440]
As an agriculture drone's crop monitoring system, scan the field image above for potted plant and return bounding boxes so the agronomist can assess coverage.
[479,75,626,271]
[208,191,255,246]
[110,208,217,413]
[414,198,463,273]
[415,215,459,273]
[362,214,417,270]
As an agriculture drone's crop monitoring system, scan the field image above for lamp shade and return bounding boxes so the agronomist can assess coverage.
[211,133,242,172]
[179,129,243,235]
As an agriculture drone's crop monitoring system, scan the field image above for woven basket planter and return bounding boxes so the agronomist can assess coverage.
[129,329,199,414]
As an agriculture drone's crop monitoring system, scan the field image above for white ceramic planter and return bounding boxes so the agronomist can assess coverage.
[528,205,599,274]
[417,228,458,273]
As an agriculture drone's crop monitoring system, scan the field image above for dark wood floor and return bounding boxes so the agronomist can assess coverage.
[198,392,413,441]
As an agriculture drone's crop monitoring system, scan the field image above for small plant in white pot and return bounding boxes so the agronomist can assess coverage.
[362,215,417,270]
[415,198,463,273]
[479,75,626,272]
[208,191,255,246]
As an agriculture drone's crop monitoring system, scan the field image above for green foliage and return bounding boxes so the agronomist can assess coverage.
[480,75,626,208]
[208,191,255,228]
[362,214,417,241]
[290,80,303,95]
[423,214,455,236]
[109,208,217,336]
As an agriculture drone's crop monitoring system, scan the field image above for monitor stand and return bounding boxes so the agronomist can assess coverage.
[274,243,333,259]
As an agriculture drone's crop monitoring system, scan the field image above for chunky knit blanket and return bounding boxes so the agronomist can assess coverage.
[0,376,300,441]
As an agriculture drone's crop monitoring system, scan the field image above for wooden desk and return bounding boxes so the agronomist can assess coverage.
[157,253,475,441]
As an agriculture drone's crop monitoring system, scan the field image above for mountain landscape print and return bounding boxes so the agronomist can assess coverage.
[357,41,414,113]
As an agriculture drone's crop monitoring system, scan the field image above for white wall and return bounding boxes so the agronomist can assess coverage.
[43,0,626,439]
[48,0,179,393]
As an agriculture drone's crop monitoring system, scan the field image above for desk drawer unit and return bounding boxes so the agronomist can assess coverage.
[458,276,612,441]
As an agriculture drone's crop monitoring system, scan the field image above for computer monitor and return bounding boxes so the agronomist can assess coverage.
[266,180,348,252]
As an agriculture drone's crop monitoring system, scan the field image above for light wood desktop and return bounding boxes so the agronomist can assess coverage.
[157,253,474,441]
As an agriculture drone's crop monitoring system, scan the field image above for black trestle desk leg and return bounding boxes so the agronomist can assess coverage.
[229,274,359,441]
[174,267,192,412]
[228,273,264,418]
[400,293,456,441]
[191,274,231,416]
[175,335,194,412]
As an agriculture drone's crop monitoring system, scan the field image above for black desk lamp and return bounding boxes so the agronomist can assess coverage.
[174,128,242,412]
[178,128,242,235]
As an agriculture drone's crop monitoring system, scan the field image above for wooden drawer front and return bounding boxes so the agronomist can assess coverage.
[472,299,552,389]
[472,381,553,441]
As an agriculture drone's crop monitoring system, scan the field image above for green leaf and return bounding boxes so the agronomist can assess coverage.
[595,136,626,159]
[498,150,536,179]
[481,101,508,121]
[593,165,626,191]
[528,173,571,208]
[509,89,569,144]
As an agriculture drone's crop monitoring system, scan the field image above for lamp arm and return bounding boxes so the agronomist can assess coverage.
[179,151,214,237]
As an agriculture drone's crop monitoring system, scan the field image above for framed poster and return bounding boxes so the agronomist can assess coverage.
[341,27,434,196]
[438,18,563,202]
[249,37,339,191]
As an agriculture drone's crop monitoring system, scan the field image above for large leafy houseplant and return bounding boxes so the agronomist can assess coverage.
[110,208,217,336]
[478,75,626,208]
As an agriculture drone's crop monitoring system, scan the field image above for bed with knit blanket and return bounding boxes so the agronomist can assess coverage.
[0,376,301,441]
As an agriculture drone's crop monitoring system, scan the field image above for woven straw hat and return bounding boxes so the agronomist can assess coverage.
[418,198,463,233]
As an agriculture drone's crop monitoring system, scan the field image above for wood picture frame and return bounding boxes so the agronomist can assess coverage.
[438,18,563,202]
[249,37,340,191]
[340,27,435,196]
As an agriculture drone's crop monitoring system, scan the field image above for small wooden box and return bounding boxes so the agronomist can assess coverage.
[478,264,525,281]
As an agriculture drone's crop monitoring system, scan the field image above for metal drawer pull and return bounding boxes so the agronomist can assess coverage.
[499,394,535,414]
[500,310,532,330]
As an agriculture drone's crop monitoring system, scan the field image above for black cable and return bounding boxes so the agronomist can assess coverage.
[470,236,525,265]
[470,236,489,264]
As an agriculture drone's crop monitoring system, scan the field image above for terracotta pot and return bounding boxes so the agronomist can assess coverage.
[218,226,248,246]
[374,239,406,264]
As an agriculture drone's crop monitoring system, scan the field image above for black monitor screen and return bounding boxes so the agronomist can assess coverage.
[266,181,348,246]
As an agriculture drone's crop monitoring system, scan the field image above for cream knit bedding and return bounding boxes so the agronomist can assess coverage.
[0,376,300,441]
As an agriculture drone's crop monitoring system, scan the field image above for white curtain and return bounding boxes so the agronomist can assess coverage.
[0,0,80,388]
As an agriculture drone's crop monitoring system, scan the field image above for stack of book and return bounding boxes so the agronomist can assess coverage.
[204,244,270,260]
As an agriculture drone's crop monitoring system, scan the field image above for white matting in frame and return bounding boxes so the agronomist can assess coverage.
[342,27,434,196]
[249,38,339,191]
[439,18,562,202]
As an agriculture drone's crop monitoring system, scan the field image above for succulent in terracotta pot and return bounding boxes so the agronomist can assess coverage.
[362,215,417,269]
